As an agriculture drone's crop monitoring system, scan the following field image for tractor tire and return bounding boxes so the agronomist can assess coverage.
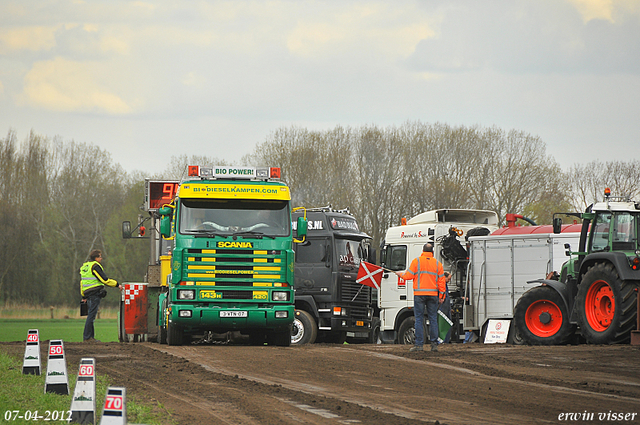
[291,310,317,345]
[514,286,575,345]
[167,320,184,346]
[575,263,638,344]
[397,316,416,345]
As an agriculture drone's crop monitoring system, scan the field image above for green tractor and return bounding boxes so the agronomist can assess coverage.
[515,189,640,345]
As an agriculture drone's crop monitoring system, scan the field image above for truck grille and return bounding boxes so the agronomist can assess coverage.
[340,280,371,305]
[183,248,285,287]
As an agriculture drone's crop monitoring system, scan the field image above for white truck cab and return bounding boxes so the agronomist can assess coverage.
[378,209,499,344]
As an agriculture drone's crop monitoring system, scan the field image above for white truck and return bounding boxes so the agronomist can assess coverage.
[377,209,499,344]
[465,223,581,343]
[377,209,582,344]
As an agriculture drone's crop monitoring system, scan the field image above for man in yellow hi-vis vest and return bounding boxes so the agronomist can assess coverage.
[396,243,446,352]
[80,249,122,342]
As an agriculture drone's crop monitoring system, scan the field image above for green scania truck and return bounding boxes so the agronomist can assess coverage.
[121,165,307,346]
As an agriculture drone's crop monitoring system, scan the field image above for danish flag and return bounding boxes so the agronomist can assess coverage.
[356,261,384,290]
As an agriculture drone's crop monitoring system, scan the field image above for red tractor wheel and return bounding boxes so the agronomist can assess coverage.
[514,286,575,345]
[575,263,638,344]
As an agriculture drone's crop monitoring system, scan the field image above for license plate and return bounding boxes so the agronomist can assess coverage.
[220,311,248,318]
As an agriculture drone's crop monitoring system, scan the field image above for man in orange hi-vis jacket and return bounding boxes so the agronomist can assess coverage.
[396,243,446,352]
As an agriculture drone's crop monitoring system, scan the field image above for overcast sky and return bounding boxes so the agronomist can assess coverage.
[1,0,639,175]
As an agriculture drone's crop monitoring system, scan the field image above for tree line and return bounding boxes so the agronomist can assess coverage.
[1,123,638,306]
[245,122,640,249]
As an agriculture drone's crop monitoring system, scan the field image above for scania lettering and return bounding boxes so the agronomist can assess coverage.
[291,207,376,344]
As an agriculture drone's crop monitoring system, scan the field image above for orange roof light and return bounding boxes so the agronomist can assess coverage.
[188,166,199,177]
[604,187,611,197]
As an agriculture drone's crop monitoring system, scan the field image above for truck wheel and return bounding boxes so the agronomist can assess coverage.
[397,316,416,345]
[291,310,317,345]
[575,263,638,344]
[268,329,291,347]
[167,320,184,346]
[369,317,381,344]
[158,301,167,344]
[159,323,167,344]
[514,286,574,345]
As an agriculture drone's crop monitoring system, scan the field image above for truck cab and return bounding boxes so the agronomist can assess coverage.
[156,166,307,346]
[291,208,375,344]
[378,209,499,344]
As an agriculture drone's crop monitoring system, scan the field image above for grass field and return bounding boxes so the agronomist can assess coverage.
[0,319,119,343]
[0,313,173,424]
[0,350,172,424]
[0,303,118,320]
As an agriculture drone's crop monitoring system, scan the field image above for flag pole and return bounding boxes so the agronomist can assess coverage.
[351,284,364,302]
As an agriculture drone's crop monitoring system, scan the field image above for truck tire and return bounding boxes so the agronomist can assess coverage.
[291,310,317,345]
[159,323,167,344]
[167,320,184,346]
[268,329,291,347]
[514,286,574,345]
[397,316,416,345]
[158,300,167,344]
[575,263,638,344]
[369,317,381,344]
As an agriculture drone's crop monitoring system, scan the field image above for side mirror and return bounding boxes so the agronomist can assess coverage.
[296,217,308,239]
[553,217,562,234]
[122,221,132,239]
[160,216,172,238]
[158,206,172,216]
[368,247,377,264]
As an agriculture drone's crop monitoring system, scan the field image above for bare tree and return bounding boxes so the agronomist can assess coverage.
[568,160,640,211]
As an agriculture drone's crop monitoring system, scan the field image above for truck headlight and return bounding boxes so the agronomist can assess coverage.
[177,290,195,300]
[272,291,289,301]
[179,310,192,318]
[275,311,288,318]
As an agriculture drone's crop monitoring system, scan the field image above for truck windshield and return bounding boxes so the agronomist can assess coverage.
[179,199,290,237]
[336,238,365,271]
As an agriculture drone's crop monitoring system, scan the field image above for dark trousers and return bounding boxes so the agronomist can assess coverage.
[414,295,439,346]
[83,293,101,340]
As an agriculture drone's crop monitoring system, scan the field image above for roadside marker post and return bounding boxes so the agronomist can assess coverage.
[22,329,41,375]
[70,358,96,424]
[99,387,127,425]
[44,339,69,395]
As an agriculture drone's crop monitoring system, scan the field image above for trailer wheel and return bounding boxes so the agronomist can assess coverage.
[167,320,184,346]
[397,316,416,345]
[514,286,574,345]
[575,263,638,344]
[291,310,317,345]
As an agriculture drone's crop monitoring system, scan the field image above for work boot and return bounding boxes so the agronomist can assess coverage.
[431,342,438,352]
[409,345,423,352]
[83,338,101,343]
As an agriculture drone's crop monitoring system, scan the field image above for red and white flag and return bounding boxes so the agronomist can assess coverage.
[357,261,384,290]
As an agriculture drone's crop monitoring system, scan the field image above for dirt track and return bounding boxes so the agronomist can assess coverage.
[3,340,640,424]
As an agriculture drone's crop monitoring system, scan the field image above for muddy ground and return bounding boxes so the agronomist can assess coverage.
[3,340,640,425]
